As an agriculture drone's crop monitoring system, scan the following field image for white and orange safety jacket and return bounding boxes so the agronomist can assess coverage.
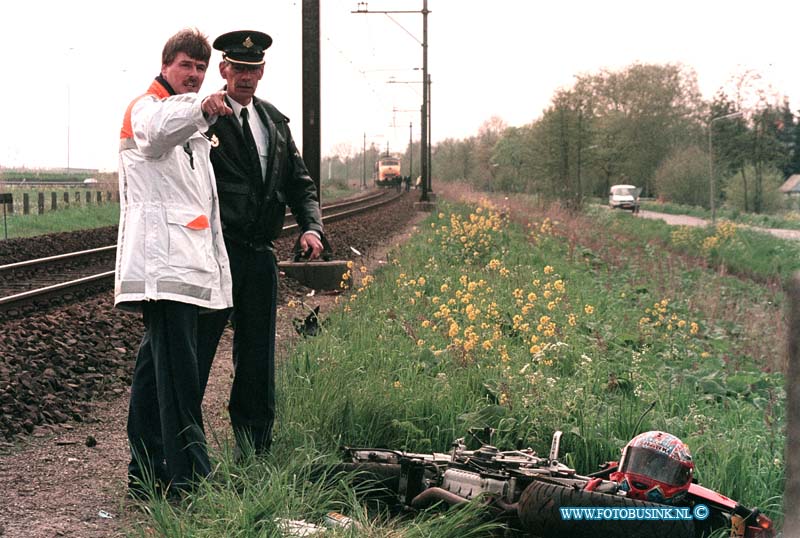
[114,79,233,311]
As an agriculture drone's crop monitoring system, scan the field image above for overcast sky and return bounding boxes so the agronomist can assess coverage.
[2,0,799,172]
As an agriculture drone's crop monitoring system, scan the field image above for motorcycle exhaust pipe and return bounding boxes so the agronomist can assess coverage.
[410,487,468,508]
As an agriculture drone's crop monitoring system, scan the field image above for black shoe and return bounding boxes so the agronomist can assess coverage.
[128,479,188,504]
[127,479,165,501]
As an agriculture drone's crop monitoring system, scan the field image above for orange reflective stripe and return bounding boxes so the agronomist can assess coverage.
[120,80,172,143]
[185,215,210,230]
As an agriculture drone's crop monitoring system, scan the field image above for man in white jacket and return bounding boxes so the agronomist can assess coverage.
[115,27,234,499]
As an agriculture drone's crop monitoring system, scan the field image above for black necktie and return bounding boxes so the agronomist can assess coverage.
[240,108,261,174]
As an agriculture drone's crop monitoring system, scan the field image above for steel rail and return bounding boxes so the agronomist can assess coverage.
[0,245,116,273]
[0,190,403,310]
[0,189,389,276]
[0,271,115,307]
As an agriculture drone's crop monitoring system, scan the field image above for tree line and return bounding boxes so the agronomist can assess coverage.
[326,62,800,213]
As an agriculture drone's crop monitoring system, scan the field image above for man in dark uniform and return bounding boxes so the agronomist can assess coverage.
[203,30,324,456]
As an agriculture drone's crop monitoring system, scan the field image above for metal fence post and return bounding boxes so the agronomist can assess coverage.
[0,193,11,239]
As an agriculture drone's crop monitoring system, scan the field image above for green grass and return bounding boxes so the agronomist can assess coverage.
[0,203,119,239]
[639,199,800,231]
[588,206,800,285]
[134,198,784,536]
[320,179,362,202]
[128,434,501,537]
[0,182,363,240]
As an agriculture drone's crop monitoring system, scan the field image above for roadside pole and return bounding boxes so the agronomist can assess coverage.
[785,274,800,535]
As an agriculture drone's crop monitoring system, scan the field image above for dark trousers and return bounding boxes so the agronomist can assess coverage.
[202,242,278,454]
[127,300,223,490]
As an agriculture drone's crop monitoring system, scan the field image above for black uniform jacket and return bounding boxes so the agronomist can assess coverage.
[207,96,323,251]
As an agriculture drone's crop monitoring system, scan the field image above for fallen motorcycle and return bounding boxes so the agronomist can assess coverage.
[332,430,776,538]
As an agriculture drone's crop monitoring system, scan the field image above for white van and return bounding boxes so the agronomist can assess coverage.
[609,184,640,212]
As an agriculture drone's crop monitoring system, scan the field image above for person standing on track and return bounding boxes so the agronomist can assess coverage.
[202,30,324,457]
[115,27,234,498]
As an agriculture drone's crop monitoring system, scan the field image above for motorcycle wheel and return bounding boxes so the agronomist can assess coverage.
[517,477,695,538]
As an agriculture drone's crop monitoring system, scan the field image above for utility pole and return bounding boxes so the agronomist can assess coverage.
[66,47,75,176]
[421,0,429,201]
[426,72,432,196]
[302,0,321,202]
[409,121,413,181]
[389,105,418,182]
[786,275,800,537]
[352,1,431,201]
[362,132,366,189]
[67,83,71,175]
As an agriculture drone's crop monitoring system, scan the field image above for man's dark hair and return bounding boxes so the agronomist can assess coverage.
[162,28,211,66]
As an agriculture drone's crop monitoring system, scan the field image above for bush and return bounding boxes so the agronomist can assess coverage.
[653,146,709,207]
[723,164,784,214]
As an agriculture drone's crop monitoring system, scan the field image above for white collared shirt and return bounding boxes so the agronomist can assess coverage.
[227,98,268,177]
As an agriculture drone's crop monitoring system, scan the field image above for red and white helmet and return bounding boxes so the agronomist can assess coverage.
[613,431,693,504]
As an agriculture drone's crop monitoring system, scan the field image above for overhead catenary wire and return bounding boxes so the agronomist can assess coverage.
[324,19,420,154]
[319,4,428,161]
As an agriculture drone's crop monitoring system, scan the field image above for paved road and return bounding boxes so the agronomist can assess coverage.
[637,209,800,241]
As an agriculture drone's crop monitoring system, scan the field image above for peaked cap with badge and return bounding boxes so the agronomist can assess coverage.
[213,30,273,66]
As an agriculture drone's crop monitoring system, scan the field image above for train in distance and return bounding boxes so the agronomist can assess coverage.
[374,155,402,188]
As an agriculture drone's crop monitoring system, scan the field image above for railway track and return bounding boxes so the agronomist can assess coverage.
[0,189,403,312]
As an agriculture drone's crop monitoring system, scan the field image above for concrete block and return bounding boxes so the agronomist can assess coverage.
[278,260,350,291]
